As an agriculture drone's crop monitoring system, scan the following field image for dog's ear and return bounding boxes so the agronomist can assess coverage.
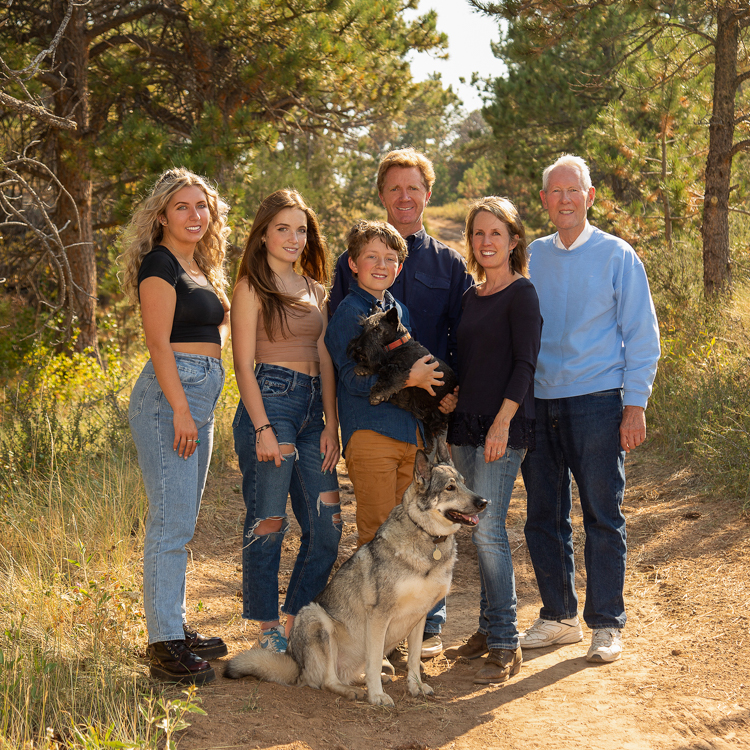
[434,434,452,466]
[384,306,400,325]
[413,449,431,487]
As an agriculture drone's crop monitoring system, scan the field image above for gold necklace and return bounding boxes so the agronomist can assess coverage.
[164,243,201,277]
[184,256,201,277]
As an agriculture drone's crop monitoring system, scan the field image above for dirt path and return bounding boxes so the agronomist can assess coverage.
[173,450,749,750]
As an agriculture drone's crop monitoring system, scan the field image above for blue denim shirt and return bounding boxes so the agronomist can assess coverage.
[329,229,474,374]
[324,283,422,455]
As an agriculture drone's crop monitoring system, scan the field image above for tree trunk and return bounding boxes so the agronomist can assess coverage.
[660,119,672,250]
[52,1,98,354]
[701,6,738,298]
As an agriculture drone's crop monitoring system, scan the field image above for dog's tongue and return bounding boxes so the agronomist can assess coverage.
[461,513,479,525]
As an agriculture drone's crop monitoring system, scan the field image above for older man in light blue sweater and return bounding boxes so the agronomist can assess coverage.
[519,154,660,664]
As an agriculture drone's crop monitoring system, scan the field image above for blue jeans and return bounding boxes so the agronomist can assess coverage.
[129,353,225,644]
[424,599,446,636]
[521,390,627,629]
[453,444,526,650]
[233,364,342,622]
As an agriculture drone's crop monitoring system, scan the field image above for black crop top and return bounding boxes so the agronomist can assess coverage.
[137,245,225,345]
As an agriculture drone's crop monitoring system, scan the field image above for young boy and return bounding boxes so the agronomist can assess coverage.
[324,220,445,547]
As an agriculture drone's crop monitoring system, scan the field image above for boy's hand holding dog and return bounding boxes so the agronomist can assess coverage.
[405,354,444,396]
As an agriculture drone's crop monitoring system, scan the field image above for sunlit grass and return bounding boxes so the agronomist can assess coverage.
[650,274,750,508]
[0,347,212,747]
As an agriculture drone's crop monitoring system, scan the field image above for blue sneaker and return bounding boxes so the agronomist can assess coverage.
[258,625,287,653]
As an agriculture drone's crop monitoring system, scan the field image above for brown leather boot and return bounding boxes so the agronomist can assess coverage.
[473,646,522,685]
[455,631,489,660]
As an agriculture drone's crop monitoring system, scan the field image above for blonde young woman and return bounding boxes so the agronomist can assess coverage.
[232,190,341,654]
[120,168,230,684]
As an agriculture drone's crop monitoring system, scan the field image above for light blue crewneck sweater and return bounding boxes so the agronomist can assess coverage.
[528,226,660,409]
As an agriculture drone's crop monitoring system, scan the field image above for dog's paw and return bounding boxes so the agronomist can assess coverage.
[407,676,434,698]
[369,392,388,405]
[354,365,371,376]
[347,686,367,701]
[368,691,395,707]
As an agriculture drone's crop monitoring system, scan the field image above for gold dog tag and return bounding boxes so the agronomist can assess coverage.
[433,547,442,560]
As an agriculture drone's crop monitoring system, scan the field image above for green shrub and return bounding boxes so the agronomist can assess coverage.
[0,346,130,482]
[649,286,750,506]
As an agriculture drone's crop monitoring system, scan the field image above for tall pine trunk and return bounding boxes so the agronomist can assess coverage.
[701,6,738,298]
[52,1,98,354]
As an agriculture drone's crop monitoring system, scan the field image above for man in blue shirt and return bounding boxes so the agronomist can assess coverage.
[329,148,474,658]
[329,147,473,373]
[520,154,660,664]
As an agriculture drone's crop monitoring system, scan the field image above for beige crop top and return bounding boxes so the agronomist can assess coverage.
[255,277,326,363]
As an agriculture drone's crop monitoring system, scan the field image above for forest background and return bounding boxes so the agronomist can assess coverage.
[0,1,748,747]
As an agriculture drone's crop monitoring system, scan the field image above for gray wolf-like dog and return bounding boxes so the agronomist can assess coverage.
[346,306,458,450]
[224,440,486,706]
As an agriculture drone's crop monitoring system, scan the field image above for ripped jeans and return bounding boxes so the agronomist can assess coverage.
[233,364,342,621]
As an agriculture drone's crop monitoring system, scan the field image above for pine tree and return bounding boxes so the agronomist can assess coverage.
[0,0,448,349]
[470,0,750,297]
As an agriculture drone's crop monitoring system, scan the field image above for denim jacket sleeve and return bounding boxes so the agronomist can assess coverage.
[324,301,378,397]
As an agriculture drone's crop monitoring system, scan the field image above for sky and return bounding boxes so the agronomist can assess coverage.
[404,0,507,112]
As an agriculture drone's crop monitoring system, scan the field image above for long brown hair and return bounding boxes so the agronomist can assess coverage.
[236,189,329,340]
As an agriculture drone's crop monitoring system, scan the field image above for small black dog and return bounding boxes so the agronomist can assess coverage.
[346,306,458,450]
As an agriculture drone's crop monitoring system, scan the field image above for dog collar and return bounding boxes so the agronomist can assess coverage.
[383,333,411,352]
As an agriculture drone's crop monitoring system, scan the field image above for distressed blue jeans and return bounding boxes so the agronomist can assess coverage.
[521,389,627,629]
[233,364,342,622]
[129,353,225,645]
[453,443,526,650]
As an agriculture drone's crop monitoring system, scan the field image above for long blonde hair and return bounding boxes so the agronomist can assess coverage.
[119,168,230,304]
[236,189,329,341]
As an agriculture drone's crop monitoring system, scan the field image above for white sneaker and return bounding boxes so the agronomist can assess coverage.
[421,633,443,659]
[586,628,623,663]
[258,625,287,653]
[519,617,583,649]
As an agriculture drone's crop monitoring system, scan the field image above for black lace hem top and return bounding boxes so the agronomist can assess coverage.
[446,278,542,451]
[448,411,536,451]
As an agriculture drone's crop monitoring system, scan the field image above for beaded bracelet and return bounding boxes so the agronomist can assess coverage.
[255,423,277,443]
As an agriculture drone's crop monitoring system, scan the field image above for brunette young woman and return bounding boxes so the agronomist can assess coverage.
[120,168,231,684]
[448,196,542,685]
[232,189,341,654]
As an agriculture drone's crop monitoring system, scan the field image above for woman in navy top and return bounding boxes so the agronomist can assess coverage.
[448,196,542,685]
[120,168,230,684]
